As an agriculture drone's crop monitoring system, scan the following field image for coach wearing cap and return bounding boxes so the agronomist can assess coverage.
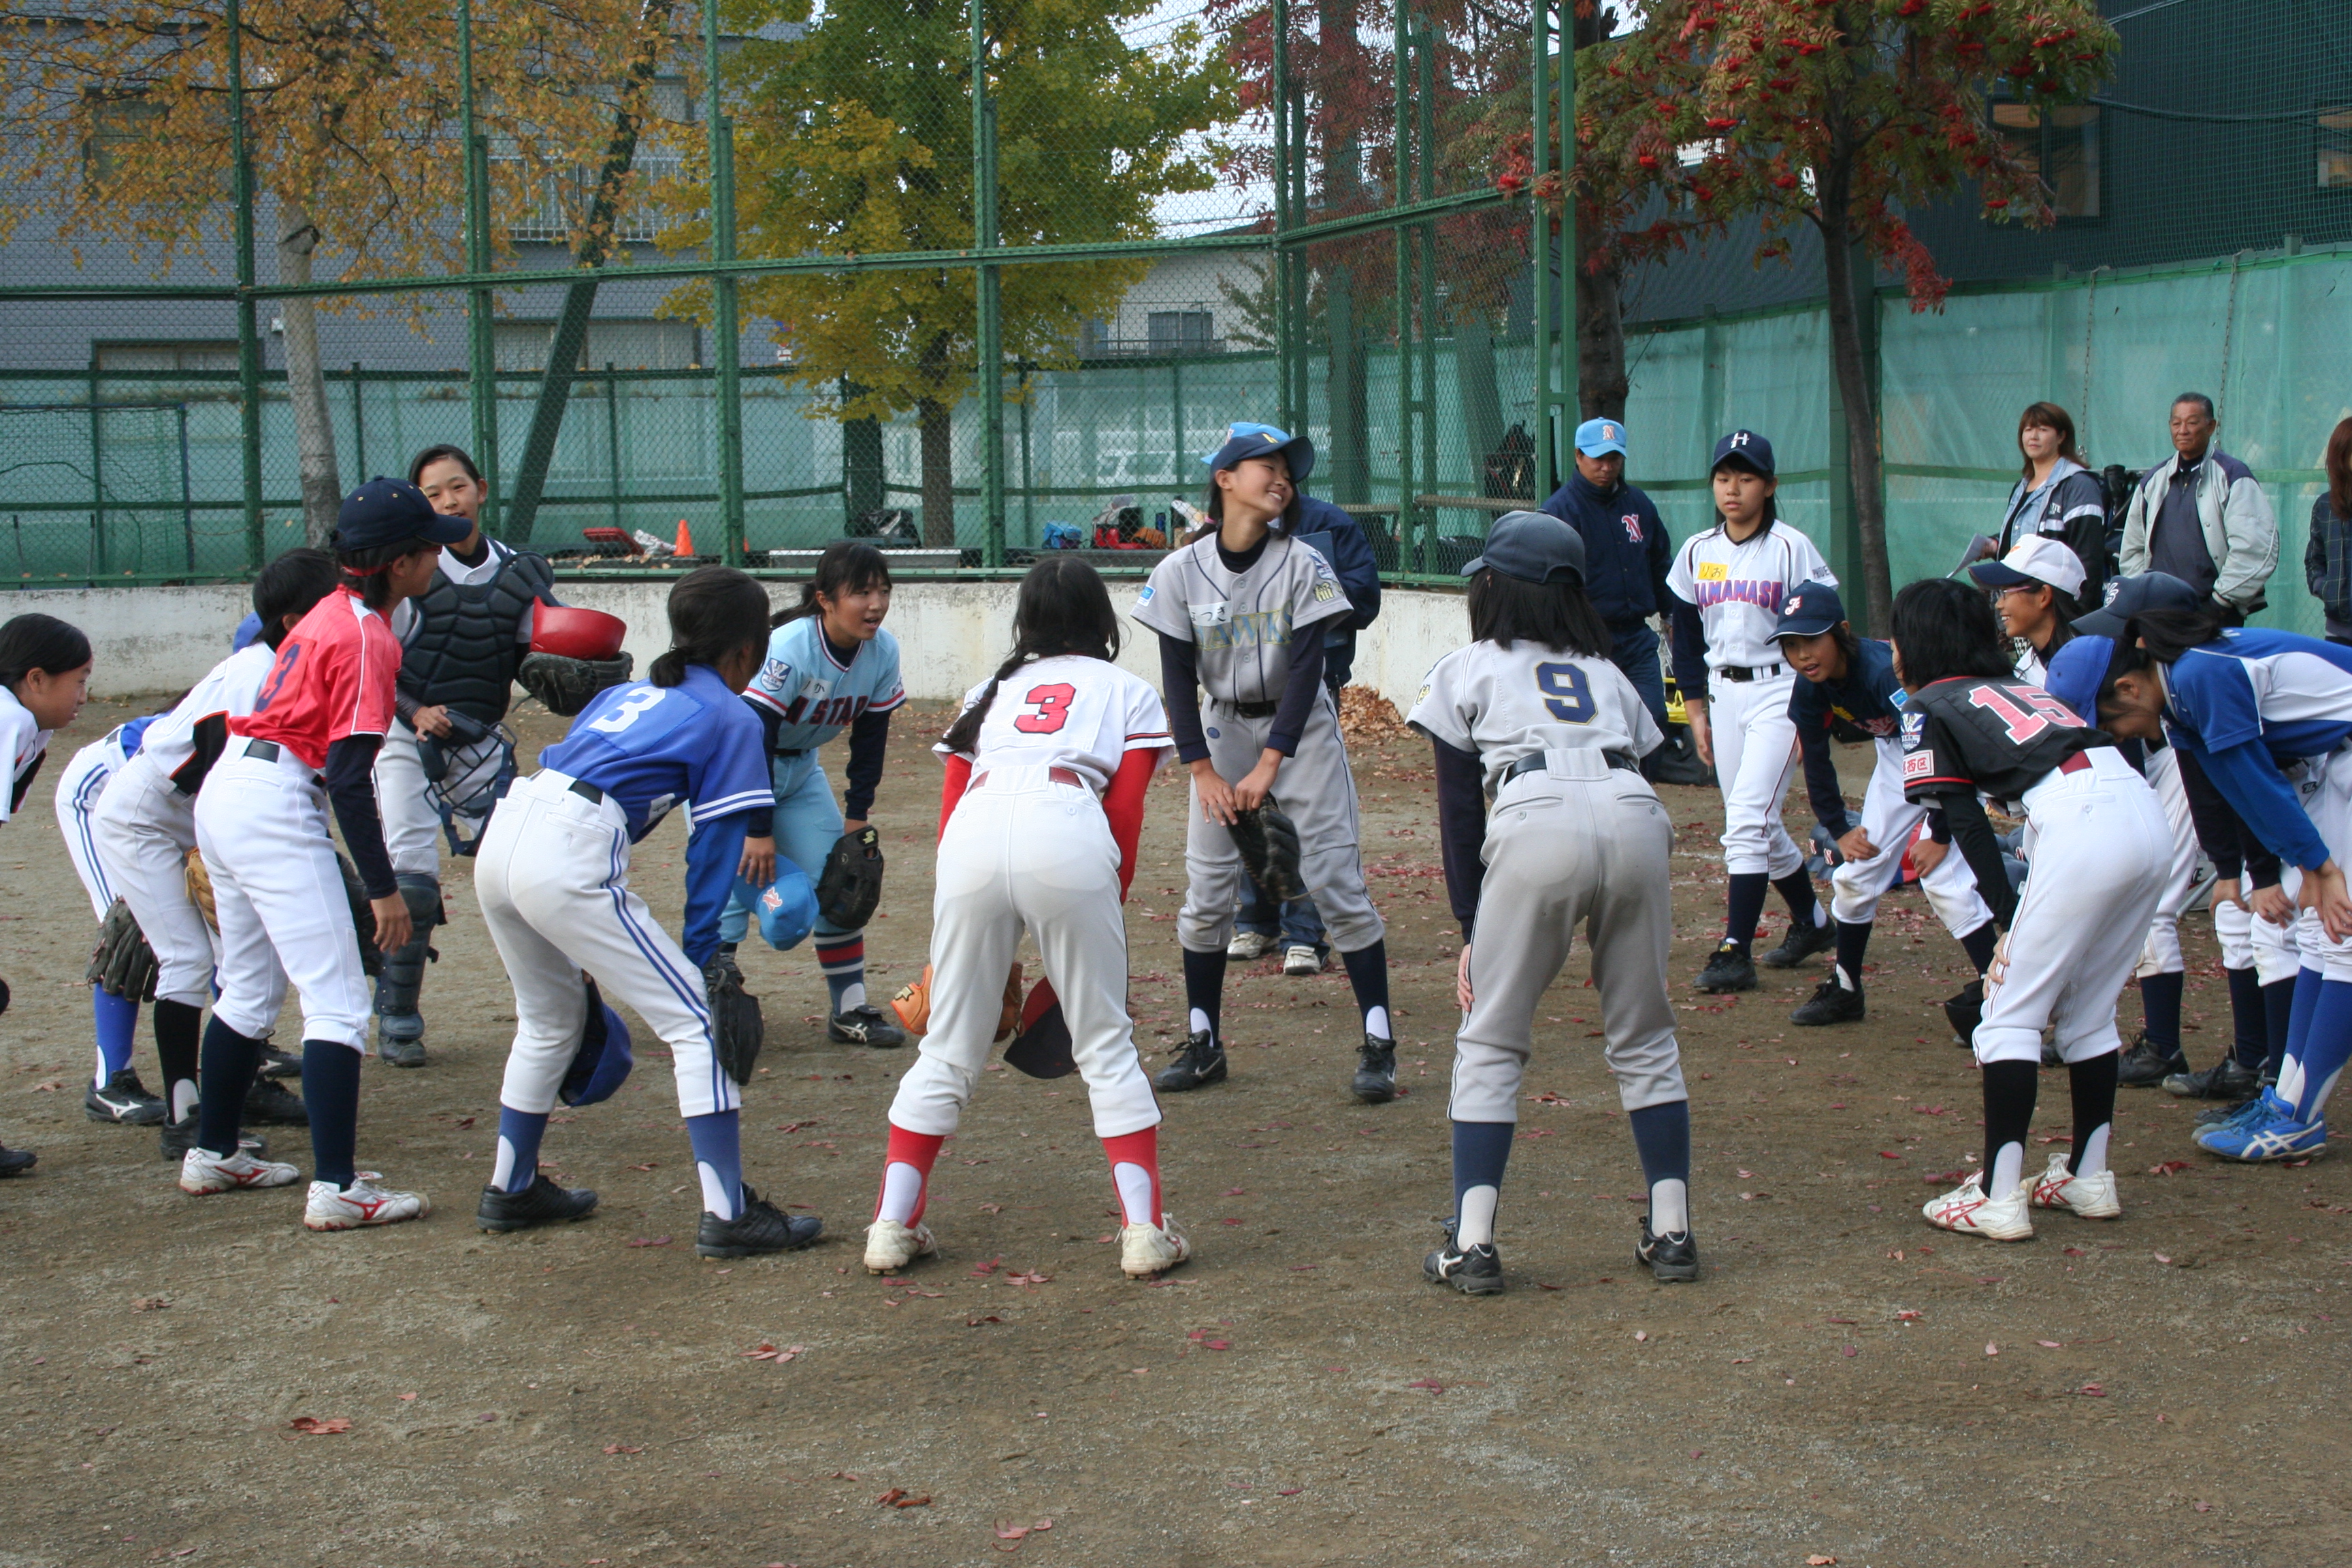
[2117,392,2278,619]
[1539,417,1673,738]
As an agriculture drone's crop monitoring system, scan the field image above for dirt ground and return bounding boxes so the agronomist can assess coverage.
[3,696,2348,1568]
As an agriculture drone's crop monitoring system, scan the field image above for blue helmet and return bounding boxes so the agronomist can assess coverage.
[559,978,634,1107]
[738,866,819,951]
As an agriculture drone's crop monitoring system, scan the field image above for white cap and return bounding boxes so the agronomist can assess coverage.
[1971,534,2086,599]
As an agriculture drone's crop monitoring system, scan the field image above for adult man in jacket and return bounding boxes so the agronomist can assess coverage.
[1539,416,1673,736]
[2118,393,2277,618]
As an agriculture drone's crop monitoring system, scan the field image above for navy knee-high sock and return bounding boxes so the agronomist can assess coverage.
[1723,872,1769,955]
[301,1041,363,1190]
[1832,921,1872,992]
[686,1109,744,1220]
[2140,971,2185,1055]
[1450,1120,1514,1247]
[2066,1051,2119,1176]
[2262,976,2298,1077]
[152,999,203,1127]
[1982,1059,2040,1200]
[1771,869,1824,930]
[1959,922,1999,975]
[1629,1100,1693,1233]
[1339,941,1392,1040]
[2225,966,2266,1071]
[492,1105,550,1194]
[1181,946,1227,1047]
[194,1015,263,1158]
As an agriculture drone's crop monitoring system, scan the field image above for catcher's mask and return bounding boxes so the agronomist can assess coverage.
[419,709,518,857]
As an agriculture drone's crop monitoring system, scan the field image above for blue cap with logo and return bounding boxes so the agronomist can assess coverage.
[1574,417,1629,457]
[2070,570,2202,639]
[1771,581,1848,640]
[1460,509,1586,585]
[332,477,476,555]
[1710,429,1775,478]
[1200,422,1316,485]
[2042,633,2117,723]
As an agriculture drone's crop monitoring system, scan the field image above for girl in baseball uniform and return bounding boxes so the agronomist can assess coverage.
[1667,430,1837,995]
[0,612,94,1178]
[1895,579,2169,1242]
[57,710,165,1127]
[93,550,342,1158]
[862,557,1188,1280]
[723,540,907,1047]
[175,478,468,1231]
[1137,423,1396,1104]
[471,566,823,1258]
[1405,512,1695,1293]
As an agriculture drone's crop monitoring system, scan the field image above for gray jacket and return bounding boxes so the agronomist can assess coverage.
[2118,447,2277,614]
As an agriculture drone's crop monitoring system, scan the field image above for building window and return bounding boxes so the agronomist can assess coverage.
[1146,310,1214,355]
[2322,106,2352,189]
[93,341,240,372]
[84,95,165,186]
[1987,100,2100,219]
[493,319,700,372]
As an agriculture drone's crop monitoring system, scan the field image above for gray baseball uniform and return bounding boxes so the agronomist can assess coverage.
[1134,532,1385,954]
[1407,642,1688,1120]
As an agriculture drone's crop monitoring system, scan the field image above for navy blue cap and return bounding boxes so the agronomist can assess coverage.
[2070,570,2202,638]
[1200,423,1316,485]
[1711,429,1775,477]
[1771,581,1848,640]
[332,477,476,555]
[2043,633,2115,723]
[1460,510,1586,585]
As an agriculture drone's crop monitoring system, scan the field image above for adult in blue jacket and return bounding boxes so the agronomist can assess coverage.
[1539,417,1673,738]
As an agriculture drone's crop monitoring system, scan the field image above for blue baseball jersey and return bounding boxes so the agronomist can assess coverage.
[2162,627,2352,873]
[742,617,906,753]
[1789,636,1907,834]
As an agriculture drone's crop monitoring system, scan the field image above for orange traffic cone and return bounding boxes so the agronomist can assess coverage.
[674,519,694,557]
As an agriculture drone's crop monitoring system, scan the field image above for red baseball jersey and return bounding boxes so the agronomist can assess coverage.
[231,587,402,770]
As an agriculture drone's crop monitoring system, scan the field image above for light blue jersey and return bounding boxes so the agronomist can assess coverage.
[2163,627,2352,874]
[744,617,906,753]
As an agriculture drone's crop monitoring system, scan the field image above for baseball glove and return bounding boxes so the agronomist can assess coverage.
[336,853,387,979]
[184,847,218,932]
[1228,801,1307,904]
[86,898,159,1002]
[889,961,1023,1041]
[815,826,885,931]
[705,952,764,1085]
[519,651,635,717]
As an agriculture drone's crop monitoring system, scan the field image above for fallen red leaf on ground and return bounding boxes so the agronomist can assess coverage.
[289,1416,350,1435]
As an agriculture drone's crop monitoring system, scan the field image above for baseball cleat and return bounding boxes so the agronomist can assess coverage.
[2117,1032,2188,1088]
[2024,1153,2121,1219]
[2195,1090,2328,1162]
[1424,1228,1504,1294]
[476,1174,599,1232]
[1789,977,1865,1026]
[160,1117,266,1161]
[1694,940,1757,994]
[2195,1082,2274,1128]
[304,1175,430,1230]
[864,1218,937,1273]
[257,1046,303,1079]
[180,1145,302,1195]
[1282,945,1324,977]
[1921,1169,2033,1241]
[696,1185,823,1257]
[1351,1034,1397,1104]
[242,1075,309,1125]
[1636,1220,1701,1281]
[828,1004,906,1049]
[1120,1215,1191,1278]
[85,1068,167,1126]
[1154,1030,1227,1092]
[1757,917,1835,970]
[1942,979,1984,1045]
[0,1141,35,1177]
[1226,930,1277,961]
[2166,1056,2259,1100]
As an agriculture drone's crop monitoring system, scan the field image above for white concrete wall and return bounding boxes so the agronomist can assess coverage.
[9,576,1468,715]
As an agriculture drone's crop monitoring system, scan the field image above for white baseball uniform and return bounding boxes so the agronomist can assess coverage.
[55,721,147,920]
[0,685,52,827]
[2132,742,2204,979]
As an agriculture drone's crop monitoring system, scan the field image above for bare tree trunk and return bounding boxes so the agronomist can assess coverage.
[918,396,955,547]
[1819,174,1891,629]
[277,203,341,545]
[1575,246,1628,421]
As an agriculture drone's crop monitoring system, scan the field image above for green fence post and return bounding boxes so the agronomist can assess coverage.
[1272,0,1294,436]
[178,404,196,572]
[86,360,107,576]
[348,361,367,479]
[1171,359,1184,490]
[1017,365,1034,543]
[458,0,502,537]
[227,0,263,571]
[706,3,746,565]
[605,364,625,534]
[1530,5,1556,500]
[973,0,1006,568]
[1416,12,1436,568]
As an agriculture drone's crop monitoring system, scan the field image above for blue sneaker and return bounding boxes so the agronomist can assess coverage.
[2196,1090,2328,1162]
[2193,1092,2274,1141]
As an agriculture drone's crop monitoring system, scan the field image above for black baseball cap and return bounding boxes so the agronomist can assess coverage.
[332,477,475,555]
[2071,570,2202,638]
[1771,581,1848,640]
[1460,510,1586,585]
[1711,429,1775,478]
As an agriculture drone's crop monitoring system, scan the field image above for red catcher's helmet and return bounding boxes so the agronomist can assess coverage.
[532,606,627,661]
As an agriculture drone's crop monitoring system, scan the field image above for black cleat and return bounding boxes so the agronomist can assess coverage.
[160,1117,267,1161]
[1757,918,1836,970]
[1789,977,1865,1026]
[478,1173,600,1233]
[0,1141,34,1177]
[1636,1220,1700,1282]
[85,1068,167,1126]
[1154,1030,1228,1092]
[2166,1056,2259,1100]
[1942,979,1984,1045]
[696,1185,823,1258]
[1695,940,1757,994]
[2197,1075,2276,1128]
[828,1004,905,1049]
[243,1075,309,1124]
[2117,1032,2188,1088]
[1352,1034,1397,1104]
[1424,1229,1504,1295]
[257,1047,303,1079]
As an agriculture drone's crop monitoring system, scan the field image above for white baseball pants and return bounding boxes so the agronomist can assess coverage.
[54,743,122,920]
[2216,866,2302,985]
[474,770,738,1119]
[91,756,232,1011]
[1705,670,1804,878]
[193,745,372,1050]
[2287,747,2352,982]
[889,767,1161,1140]
[371,721,446,878]
[1829,739,1994,936]
[2132,745,2204,979]
[1976,750,2171,1066]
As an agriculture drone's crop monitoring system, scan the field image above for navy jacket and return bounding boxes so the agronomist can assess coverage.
[1539,473,1672,630]
[1293,494,1383,688]
[1789,636,1908,836]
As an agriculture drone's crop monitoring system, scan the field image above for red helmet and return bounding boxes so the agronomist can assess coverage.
[532,606,627,661]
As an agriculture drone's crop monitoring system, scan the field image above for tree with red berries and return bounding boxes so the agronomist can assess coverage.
[1605,0,2116,625]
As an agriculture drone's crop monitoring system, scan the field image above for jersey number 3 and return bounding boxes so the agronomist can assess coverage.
[1534,663,1595,724]
[1014,683,1076,734]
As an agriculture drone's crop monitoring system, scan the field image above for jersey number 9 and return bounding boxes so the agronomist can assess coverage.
[1534,662,1595,725]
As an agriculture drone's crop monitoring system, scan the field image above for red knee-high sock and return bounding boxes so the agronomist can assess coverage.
[1100,1127,1162,1228]
[875,1124,945,1224]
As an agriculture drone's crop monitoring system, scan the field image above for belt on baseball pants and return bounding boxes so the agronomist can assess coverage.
[1714,663,1783,682]
[969,765,1095,796]
[566,777,607,805]
[1505,749,1642,783]
[239,738,323,784]
[1218,698,1281,719]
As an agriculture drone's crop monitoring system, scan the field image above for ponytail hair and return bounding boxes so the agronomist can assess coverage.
[651,565,770,687]
[776,539,892,627]
[251,546,340,649]
[940,556,1121,755]
[0,612,93,691]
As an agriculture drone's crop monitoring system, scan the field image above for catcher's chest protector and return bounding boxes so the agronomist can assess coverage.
[397,550,555,725]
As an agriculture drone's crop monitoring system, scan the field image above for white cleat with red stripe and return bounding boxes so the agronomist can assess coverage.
[1921,1169,2034,1241]
[304,1174,430,1231]
[179,1145,301,1195]
[2025,1153,2121,1219]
